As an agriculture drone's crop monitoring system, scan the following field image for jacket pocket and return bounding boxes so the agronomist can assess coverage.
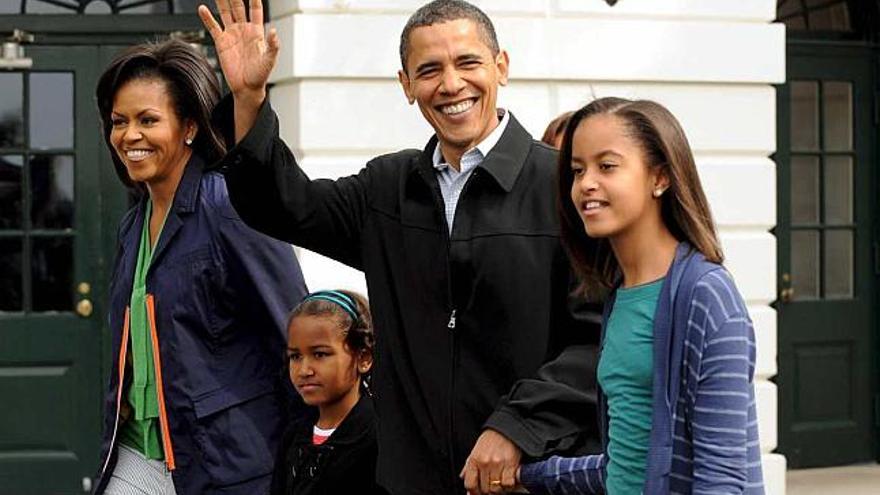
[168,248,227,344]
[191,379,284,487]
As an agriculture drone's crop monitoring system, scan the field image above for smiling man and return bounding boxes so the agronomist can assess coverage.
[200,1,600,494]
[398,14,508,172]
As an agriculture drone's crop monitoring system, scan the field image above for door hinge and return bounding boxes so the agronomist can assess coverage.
[874,57,880,126]
[874,242,880,276]
[875,395,880,428]
[874,86,880,126]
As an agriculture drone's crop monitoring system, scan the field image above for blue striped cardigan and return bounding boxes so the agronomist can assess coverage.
[519,244,764,494]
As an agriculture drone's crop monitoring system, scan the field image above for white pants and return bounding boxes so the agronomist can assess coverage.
[103,444,177,495]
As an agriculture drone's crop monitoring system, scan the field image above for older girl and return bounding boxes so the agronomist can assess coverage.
[519,98,764,494]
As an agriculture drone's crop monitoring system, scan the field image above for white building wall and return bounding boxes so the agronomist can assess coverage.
[268,0,786,492]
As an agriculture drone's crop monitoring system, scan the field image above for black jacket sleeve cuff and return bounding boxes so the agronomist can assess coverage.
[212,93,279,173]
[483,408,548,459]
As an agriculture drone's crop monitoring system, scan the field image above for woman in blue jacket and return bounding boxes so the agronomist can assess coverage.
[92,40,307,495]
[518,98,764,494]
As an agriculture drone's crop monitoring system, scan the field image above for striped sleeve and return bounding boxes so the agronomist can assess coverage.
[518,454,606,494]
[689,271,754,494]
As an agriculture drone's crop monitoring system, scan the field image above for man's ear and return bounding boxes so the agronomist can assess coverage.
[398,69,415,105]
[496,50,510,87]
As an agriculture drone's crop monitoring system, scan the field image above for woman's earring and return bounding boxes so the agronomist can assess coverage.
[185,137,193,146]
[653,188,664,198]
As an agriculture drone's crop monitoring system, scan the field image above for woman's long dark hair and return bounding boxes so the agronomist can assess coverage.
[95,39,225,191]
[558,97,723,297]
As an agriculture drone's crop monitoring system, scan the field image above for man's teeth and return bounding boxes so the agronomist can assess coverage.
[442,99,474,115]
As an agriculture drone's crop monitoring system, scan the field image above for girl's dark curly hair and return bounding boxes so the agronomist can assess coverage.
[288,290,374,364]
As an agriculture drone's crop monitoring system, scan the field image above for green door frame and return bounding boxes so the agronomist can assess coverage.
[776,39,880,467]
[0,43,108,493]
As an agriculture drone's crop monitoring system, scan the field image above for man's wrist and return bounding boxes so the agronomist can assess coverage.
[232,88,267,111]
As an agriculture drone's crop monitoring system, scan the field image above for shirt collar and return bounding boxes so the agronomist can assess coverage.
[432,109,510,171]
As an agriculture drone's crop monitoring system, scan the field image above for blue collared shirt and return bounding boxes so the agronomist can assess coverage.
[432,109,510,233]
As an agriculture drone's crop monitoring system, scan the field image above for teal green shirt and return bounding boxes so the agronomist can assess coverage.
[598,278,664,494]
[119,200,165,460]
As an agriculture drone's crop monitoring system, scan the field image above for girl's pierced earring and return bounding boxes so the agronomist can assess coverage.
[653,188,665,198]
[185,137,193,146]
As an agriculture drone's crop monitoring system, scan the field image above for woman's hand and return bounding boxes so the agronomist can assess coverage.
[198,0,279,105]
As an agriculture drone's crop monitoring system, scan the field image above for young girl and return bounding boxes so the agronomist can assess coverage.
[518,98,764,494]
[271,290,387,495]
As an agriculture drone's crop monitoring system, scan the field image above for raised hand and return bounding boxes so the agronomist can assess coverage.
[198,0,279,103]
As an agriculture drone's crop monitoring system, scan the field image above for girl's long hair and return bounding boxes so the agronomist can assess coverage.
[557,97,723,297]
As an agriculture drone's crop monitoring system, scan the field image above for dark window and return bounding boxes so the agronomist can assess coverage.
[15,0,200,15]
[787,80,856,300]
[0,72,75,314]
[777,0,852,32]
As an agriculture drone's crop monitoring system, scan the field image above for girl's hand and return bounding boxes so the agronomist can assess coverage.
[198,0,279,104]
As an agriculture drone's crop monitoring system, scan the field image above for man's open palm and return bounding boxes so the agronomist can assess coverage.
[198,0,280,97]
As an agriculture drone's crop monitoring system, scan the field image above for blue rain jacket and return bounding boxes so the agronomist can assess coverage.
[94,154,307,494]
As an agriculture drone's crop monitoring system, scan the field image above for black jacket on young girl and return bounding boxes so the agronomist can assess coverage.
[271,394,387,495]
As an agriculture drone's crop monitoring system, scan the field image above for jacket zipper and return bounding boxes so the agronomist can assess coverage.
[442,167,482,486]
[145,294,176,471]
[421,164,460,483]
[448,169,481,479]
[100,307,131,479]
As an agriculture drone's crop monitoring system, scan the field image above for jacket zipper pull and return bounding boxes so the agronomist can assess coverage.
[447,309,457,329]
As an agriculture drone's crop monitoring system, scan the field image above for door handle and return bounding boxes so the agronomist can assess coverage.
[780,287,795,303]
[76,299,93,318]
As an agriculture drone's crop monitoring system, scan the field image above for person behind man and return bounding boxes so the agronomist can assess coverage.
[199,1,600,493]
[541,111,574,149]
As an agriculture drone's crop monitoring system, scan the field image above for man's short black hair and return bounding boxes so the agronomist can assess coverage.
[399,0,500,72]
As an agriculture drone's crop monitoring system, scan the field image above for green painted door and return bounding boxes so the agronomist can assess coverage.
[0,45,107,493]
[776,43,877,468]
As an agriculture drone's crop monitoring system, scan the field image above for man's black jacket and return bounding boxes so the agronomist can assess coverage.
[216,99,601,494]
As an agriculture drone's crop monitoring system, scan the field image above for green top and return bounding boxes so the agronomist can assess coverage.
[119,200,165,460]
[598,278,664,495]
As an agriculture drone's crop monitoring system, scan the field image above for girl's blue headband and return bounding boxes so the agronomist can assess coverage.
[302,290,359,322]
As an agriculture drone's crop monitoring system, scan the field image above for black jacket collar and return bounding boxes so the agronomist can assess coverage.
[292,394,376,448]
[417,112,533,193]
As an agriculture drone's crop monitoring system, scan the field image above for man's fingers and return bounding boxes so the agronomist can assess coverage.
[230,0,247,23]
[480,467,500,495]
[249,0,264,25]
[214,0,234,28]
[462,463,480,494]
[197,5,223,40]
[500,464,517,490]
[267,27,280,58]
